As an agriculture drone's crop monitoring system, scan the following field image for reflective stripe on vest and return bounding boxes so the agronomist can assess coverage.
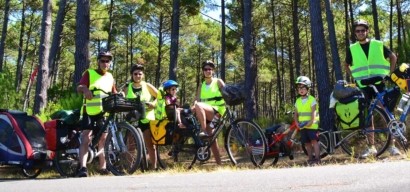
[295,95,318,129]
[350,40,390,87]
[126,81,154,123]
[85,69,114,115]
[200,78,226,115]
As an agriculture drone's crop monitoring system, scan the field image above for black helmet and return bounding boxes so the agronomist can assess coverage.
[97,50,113,60]
[353,19,369,29]
[202,60,215,70]
[130,64,144,74]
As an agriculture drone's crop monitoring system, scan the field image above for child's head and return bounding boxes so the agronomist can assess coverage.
[295,76,311,96]
[163,80,179,95]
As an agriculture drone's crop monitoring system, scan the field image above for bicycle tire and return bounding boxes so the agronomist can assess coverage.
[54,149,80,177]
[225,119,267,167]
[302,131,329,159]
[21,167,42,178]
[135,127,149,172]
[340,106,391,158]
[105,121,143,175]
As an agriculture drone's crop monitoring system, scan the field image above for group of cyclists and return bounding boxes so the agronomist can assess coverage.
[74,18,406,177]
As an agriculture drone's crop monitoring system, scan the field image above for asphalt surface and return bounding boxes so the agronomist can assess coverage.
[1,160,410,192]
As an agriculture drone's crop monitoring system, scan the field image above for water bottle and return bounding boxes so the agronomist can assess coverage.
[209,113,221,128]
[397,93,410,112]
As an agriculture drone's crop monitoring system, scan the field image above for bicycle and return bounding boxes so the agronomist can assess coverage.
[264,115,308,166]
[156,105,267,168]
[53,91,145,177]
[303,76,408,159]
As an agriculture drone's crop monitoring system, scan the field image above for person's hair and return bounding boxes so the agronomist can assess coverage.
[130,64,144,74]
[202,60,216,70]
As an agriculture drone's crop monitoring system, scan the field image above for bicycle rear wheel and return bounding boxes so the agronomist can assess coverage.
[225,119,267,167]
[105,122,143,175]
[302,131,329,159]
[341,106,391,158]
[54,149,80,177]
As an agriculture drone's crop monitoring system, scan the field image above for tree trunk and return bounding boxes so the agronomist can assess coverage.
[15,0,26,91]
[325,0,343,81]
[220,0,226,81]
[308,0,334,131]
[371,0,381,40]
[106,0,114,50]
[49,0,68,86]
[0,0,11,72]
[155,13,164,87]
[169,0,180,81]
[33,0,53,114]
[242,0,257,120]
[73,0,90,88]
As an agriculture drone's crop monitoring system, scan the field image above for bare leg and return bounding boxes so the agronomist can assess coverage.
[143,129,157,169]
[79,130,92,168]
[97,132,108,169]
[311,140,320,160]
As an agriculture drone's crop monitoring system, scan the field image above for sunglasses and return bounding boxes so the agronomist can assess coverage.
[203,68,213,71]
[355,29,367,33]
[297,86,307,90]
[99,59,111,63]
[133,73,143,76]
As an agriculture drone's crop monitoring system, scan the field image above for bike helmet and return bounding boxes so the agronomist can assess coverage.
[202,60,216,69]
[353,19,369,30]
[97,50,113,60]
[163,80,178,89]
[130,64,144,74]
[295,76,312,88]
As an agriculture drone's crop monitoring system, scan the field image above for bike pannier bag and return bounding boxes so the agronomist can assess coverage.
[335,95,366,130]
[150,119,174,145]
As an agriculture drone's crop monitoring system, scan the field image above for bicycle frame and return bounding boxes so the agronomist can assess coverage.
[266,120,299,157]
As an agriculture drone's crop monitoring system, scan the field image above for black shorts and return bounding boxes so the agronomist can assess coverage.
[360,83,385,105]
[81,113,106,134]
[300,129,319,144]
[138,120,150,132]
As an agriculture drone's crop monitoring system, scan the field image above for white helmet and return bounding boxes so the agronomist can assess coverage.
[295,76,312,88]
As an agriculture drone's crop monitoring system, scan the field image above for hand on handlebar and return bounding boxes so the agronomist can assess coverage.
[81,87,93,100]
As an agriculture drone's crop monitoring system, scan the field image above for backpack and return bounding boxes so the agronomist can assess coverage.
[222,82,246,106]
[154,87,167,120]
[334,94,366,130]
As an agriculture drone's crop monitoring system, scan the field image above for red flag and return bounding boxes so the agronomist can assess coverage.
[30,66,38,82]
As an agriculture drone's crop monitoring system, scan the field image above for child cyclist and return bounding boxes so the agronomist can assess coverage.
[294,76,321,165]
[162,80,185,128]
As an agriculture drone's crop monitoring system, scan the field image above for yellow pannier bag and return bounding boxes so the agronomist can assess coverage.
[150,119,174,145]
[391,72,408,92]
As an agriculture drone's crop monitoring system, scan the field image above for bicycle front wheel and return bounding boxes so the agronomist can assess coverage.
[105,122,143,175]
[225,119,267,167]
[341,106,391,158]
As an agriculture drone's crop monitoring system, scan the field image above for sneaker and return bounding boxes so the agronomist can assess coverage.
[360,146,377,158]
[388,146,402,156]
[198,131,209,137]
[97,169,110,175]
[76,167,88,177]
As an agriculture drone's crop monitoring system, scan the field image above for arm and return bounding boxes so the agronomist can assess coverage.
[388,52,397,73]
[76,71,93,100]
[146,83,159,108]
[306,104,317,128]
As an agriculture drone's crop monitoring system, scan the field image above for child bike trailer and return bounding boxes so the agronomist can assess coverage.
[0,109,47,178]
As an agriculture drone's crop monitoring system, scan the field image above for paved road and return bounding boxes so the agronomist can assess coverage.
[1,160,410,192]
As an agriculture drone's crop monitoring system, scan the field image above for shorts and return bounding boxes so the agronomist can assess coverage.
[81,113,106,134]
[360,83,385,105]
[300,129,319,144]
[138,120,150,132]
